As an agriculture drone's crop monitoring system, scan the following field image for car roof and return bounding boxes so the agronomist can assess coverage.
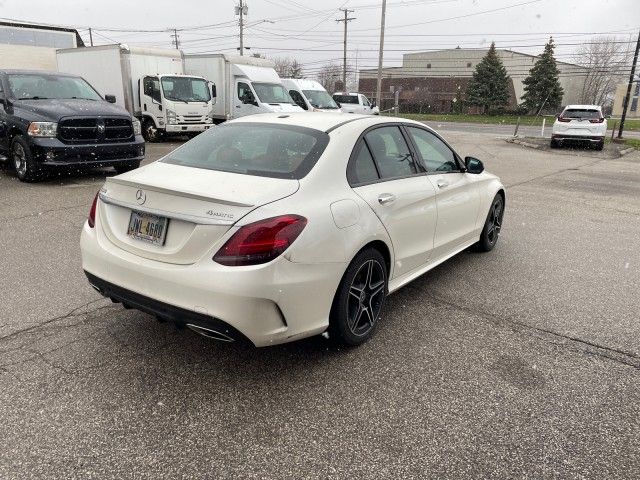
[564,105,602,110]
[333,92,360,96]
[282,78,324,90]
[229,112,427,134]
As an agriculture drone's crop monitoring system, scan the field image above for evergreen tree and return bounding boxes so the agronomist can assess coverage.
[522,37,564,113]
[465,42,511,113]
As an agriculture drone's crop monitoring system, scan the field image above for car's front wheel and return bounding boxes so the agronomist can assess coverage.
[329,248,388,346]
[12,136,42,182]
[476,194,504,252]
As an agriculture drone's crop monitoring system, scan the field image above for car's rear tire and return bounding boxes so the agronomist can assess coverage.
[476,194,504,252]
[328,248,388,346]
[594,141,604,151]
[12,136,43,182]
[550,138,560,148]
[114,161,141,175]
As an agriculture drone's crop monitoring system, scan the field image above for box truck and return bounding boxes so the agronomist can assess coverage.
[56,44,215,141]
[183,54,303,121]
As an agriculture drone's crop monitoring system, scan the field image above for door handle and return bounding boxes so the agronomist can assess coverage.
[378,193,396,205]
[437,179,449,189]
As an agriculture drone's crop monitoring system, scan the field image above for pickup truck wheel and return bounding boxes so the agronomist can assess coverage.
[12,136,43,182]
[114,161,141,174]
[142,119,162,143]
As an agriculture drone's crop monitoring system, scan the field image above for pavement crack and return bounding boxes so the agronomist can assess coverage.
[0,299,110,343]
[421,293,640,371]
[0,202,89,223]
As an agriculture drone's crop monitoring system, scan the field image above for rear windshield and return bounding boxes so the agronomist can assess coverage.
[333,94,359,104]
[562,109,600,119]
[162,123,329,179]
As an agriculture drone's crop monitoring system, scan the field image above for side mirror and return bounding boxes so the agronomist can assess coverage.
[105,94,116,103]
[465,156,484,174]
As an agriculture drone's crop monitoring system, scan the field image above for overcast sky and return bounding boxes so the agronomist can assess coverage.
[1,0,638,76]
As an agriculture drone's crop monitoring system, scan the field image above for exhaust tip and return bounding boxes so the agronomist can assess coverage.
[186,324,235,342]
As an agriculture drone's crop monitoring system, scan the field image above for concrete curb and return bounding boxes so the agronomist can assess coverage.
[619,147,636,156]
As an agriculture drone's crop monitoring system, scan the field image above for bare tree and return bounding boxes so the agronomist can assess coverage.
[575,36,633,107]
[272,57,304,79]
[315,62,342,92]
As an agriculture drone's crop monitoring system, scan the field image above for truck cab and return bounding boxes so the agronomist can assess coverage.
[183,54,303,122]
[140,74,214,142]
[332,92,379,115]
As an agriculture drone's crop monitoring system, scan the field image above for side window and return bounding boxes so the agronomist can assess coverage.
[365,126,416,179]
[348,141,379,185]
[362,96,370,107]
[143,76,160,103]
[407,127,459,172]
[238,82,254,102]
[289,90,308,110]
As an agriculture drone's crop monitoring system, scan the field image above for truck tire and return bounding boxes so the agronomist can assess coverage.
[142,118,163,143]
[12,136,43,182]
[114,161,141,174]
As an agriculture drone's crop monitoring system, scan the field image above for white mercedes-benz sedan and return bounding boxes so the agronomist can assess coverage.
[81,113,505,347]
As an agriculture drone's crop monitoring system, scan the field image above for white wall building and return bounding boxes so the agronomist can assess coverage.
[360,48,588,107]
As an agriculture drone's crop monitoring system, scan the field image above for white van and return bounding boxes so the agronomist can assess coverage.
[184,54,303,121]
[282,78,342,113]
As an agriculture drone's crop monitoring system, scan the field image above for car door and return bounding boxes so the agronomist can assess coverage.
[359,95,372,115]
[405,126,480,258]
[235,80,259,117]
[349,125,438,278]
[142,76,163,125]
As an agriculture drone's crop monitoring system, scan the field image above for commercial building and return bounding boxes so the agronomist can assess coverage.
[612,82,640,118]
[0,21,84,70]
[359,48,589,113]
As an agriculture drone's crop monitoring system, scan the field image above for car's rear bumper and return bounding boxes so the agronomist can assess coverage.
[165,124,214,133]
[551,134,604,143]
[80,218,345,347]
[29,135,145,167]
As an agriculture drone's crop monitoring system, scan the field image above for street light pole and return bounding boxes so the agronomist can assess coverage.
[376,0,387,110]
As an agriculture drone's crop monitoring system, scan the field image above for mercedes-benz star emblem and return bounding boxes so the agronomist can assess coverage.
[97,124,105,134]
[135,189,146,205]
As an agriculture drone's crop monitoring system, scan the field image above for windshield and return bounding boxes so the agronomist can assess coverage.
[252,83,294,104]
[161,76,211,103]
[7,74,102,101]
[162,123,329,179]
[333,94,359,104]
[562,109,601,119]
[302,90,339,109]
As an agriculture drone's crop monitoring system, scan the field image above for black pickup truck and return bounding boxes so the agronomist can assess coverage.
[0,69,145,182]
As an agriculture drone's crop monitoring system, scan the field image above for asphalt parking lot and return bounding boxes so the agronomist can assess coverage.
[1,132,639,478]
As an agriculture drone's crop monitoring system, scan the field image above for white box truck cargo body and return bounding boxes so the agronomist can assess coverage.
[56,45,215,141]
[183,54,303,121]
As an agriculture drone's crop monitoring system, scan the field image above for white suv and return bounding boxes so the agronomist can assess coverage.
[551,105,606,150]
[332,92,380,115]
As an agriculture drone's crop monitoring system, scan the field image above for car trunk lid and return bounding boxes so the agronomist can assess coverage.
[98,162,299,265]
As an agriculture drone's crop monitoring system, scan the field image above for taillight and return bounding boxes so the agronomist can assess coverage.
[589,117,604,123]
[557,116,571,123]
[213,215,307,266]
[88,191,99,228]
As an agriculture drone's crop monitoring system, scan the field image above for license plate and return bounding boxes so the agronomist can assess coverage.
[127,211,168,246]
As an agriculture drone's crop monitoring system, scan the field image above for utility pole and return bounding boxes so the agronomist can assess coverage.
[170,28,180,49]
[236,0,248,56]
[376,0,387,110]
[618,29,640,139]
[88,28,93,46]
[336,8,355,91]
